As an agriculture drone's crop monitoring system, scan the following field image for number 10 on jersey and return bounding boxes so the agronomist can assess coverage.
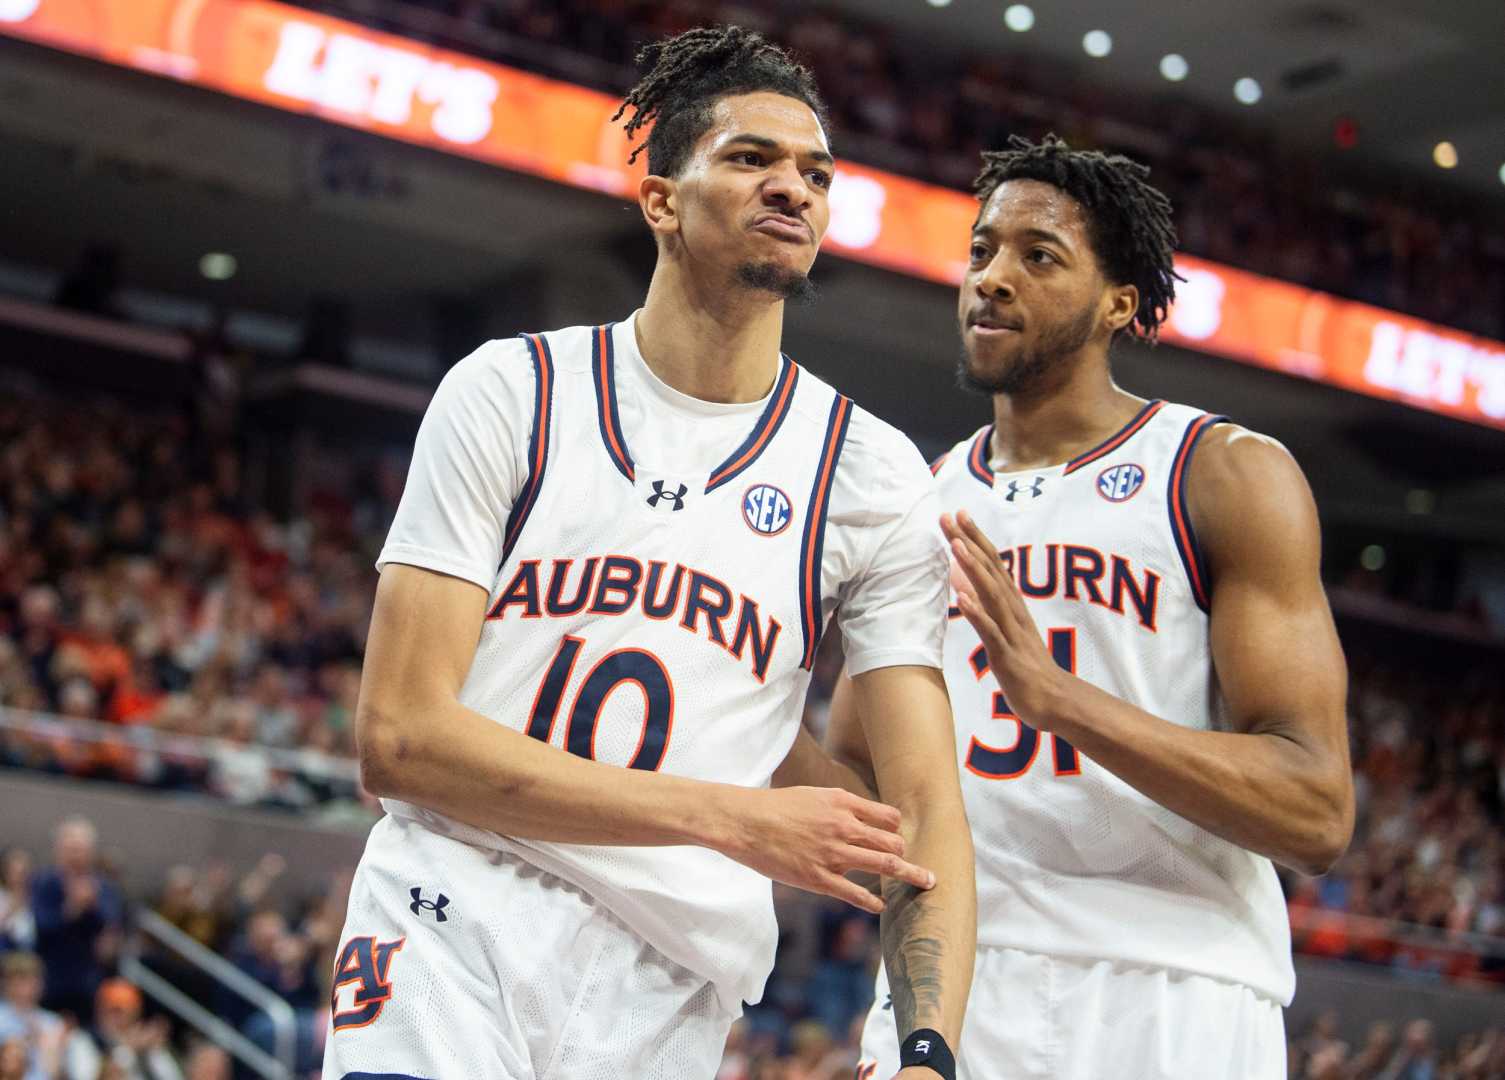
[526,636,674,771]
[966,628,1080,780]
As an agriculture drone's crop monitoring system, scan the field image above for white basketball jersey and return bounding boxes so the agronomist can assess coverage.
[932,400,1294,1004]
[377,316,946,1011]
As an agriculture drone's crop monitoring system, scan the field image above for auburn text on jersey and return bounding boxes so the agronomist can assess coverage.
[487,556,782,680]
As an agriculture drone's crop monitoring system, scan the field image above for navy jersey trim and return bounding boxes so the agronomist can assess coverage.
[798,393,854,669]
[966,426,995,487]
[500,333,555,567]
[1167,413,1229,613]
[1063,399,1165,475]
[705,356,800,493]
[591,323,635,482]
[928,451,950,476]
[338,1074,435,1080]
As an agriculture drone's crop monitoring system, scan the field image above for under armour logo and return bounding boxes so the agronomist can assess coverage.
[646,481,688,511]
[409,887,449,921]
[915,1040,932,1054]
[1004,476,1045,501]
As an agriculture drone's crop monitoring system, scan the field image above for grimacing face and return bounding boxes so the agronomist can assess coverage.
[958,178,1132,395]
[658,91,834,298]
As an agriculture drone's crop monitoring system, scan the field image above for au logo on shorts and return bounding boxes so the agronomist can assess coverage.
[1097,463,1145,503]
[331,935,404,1031]
[743,483,792,536]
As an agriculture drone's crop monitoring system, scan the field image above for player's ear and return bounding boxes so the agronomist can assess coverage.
[1104,283,1139,335]
[639,174,680,240]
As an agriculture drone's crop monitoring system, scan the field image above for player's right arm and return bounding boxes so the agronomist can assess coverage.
[355,341,932,913]
[357,565,930,912]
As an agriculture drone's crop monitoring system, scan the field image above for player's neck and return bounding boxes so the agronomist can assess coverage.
[635,265,786,405]
[988,359,1145,471]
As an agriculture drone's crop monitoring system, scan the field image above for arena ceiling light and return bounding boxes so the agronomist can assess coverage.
[925,0,952,7]
[1432,141,1458,169]
[1233,77,1262,105]
[1159,54,1189,81]
[199,252,237,281]
[1499,162,1505,186]
[1003,5,1034,32]
[1082,30,1112,58]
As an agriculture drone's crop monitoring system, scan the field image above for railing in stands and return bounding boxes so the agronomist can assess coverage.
[1290,903,1505,986]
[0,705,361,807]
[122,908,297,1080]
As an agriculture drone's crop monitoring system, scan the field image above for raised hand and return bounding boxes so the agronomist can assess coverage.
[942,509,1070,732]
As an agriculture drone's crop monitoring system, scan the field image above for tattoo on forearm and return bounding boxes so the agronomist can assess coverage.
[880,879,946,1035]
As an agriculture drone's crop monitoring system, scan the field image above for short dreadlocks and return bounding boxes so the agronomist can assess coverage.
[613,26,829,178]
[974,134,1181,341]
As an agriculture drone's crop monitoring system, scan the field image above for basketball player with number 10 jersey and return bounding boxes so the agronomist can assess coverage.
[326,29,975,1080]
[844,137,1354,1079]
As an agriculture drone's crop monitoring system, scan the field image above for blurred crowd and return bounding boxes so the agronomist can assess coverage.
[1,301,1503,1076]
[293,0,1505,339]
[0,384,375,813]
[0,816,342,1079]
[1,815,1502,1079]
[1285,655,1505,985]
[1286,1011,1505,1080]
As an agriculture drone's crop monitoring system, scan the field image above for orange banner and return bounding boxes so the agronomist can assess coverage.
[4,0,1503,429]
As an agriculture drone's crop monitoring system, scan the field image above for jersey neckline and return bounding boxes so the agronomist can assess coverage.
[591,319,802,494]
[967,399,1166,487]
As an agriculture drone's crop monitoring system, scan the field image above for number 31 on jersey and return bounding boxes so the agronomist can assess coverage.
[966,628,1079,780]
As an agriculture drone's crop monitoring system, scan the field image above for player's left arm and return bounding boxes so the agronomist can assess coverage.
[947,424,1354,876]
[836,437,977,1068]
[851,663,976,1061]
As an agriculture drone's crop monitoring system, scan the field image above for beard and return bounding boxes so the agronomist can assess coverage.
[735,260,818,304]
[957,298,1099,396]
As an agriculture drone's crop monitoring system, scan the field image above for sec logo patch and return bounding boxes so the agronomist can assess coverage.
[1097,463,1145,503]
[743,484,792,536]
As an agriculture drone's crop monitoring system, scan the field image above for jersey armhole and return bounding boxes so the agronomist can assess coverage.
[499,332,556,568]
[1166,414,1229,613]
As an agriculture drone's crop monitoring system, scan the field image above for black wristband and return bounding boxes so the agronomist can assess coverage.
[899,1028,956,1080]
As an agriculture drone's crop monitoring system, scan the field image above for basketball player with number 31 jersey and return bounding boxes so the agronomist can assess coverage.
[844,136,1353,1080]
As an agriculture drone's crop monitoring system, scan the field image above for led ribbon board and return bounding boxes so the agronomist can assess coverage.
[3,0,1502,429]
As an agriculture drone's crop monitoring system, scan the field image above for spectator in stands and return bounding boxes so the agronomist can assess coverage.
[227,910,284,1009]
[802,915,874,1039]
[0,1038,28,1080]
[1348,1021,1398,1077]
[30,819,122,1024]
[1377,1018,1438,1080]
[0,952,67,1080]
[178,1043,229,1080]
[63,979,181,1080]
[0,850,36,953]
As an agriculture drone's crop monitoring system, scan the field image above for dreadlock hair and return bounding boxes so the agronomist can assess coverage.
[973,134,1181,342]
[613,26,829,179]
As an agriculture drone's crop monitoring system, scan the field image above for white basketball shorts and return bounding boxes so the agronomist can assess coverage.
[321,814,737,1080]
[857,945,1285,1080]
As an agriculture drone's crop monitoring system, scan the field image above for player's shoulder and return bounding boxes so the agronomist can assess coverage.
[436,336,535,397]
[1183,416,1316,561]
[795,371,931,490]
[1190,419,1303,489]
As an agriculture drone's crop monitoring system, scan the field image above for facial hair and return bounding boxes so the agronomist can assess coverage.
[957,297,1099,396]
[735,260,818,304]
